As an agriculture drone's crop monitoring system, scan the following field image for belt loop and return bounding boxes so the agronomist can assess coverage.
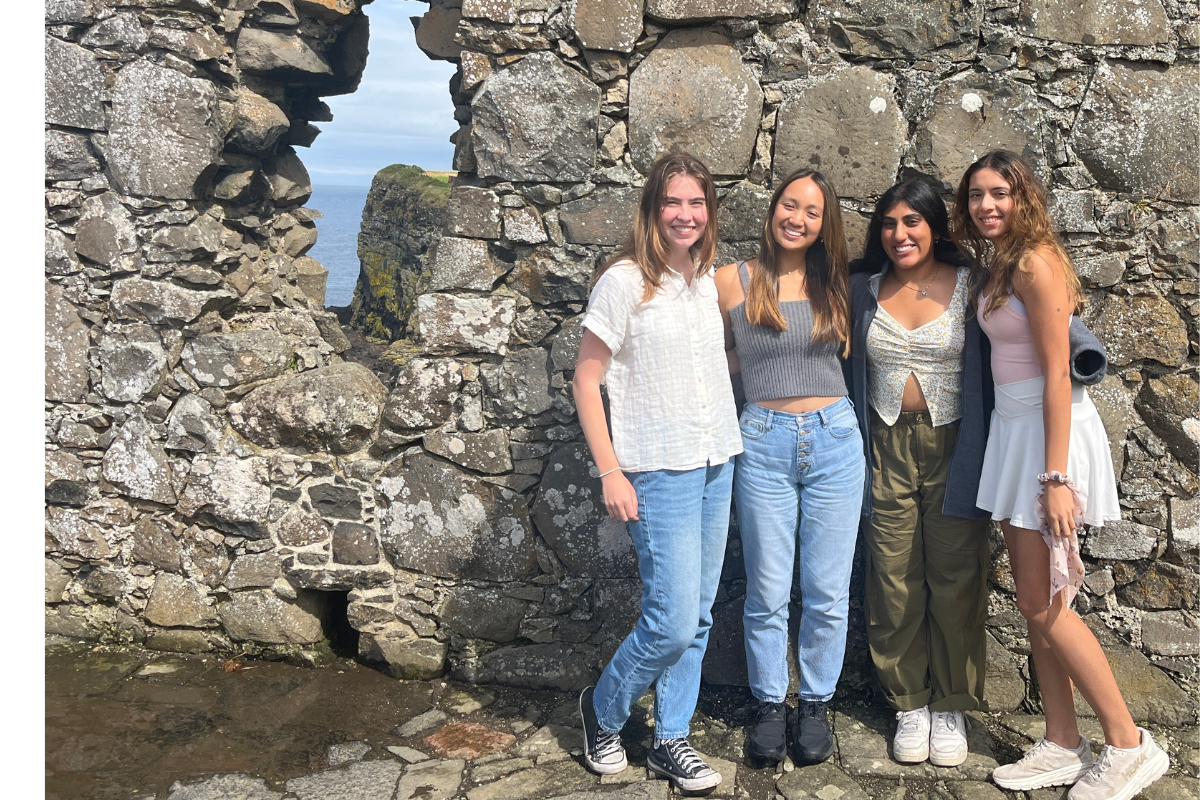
[765,408,774,431]
[818,407,829,428]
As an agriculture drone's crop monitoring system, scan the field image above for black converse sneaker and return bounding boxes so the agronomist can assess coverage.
[578,686,627,775]
[647,737,722,793]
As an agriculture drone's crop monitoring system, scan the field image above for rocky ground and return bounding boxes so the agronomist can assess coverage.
[46,637,1198,800]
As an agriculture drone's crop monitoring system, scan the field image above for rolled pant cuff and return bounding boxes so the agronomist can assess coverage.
[887,688,932,712]
[752,692,787,704]
[655,729,690,741]
[929,693,985,713]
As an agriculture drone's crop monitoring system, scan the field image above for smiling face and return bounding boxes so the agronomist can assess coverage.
[967,167,1014,240]
[770,176,825,254]
[659,174,708,255]
[880,201,936,272]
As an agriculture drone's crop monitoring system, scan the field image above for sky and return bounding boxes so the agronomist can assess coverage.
[303,1,459,186]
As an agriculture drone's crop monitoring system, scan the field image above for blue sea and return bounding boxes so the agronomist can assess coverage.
[307,184,370,308]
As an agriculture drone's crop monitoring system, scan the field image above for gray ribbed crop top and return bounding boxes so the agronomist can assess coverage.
[728,261,848,403]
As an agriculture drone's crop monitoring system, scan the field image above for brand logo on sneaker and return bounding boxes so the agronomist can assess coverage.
[1120,752,1148,781]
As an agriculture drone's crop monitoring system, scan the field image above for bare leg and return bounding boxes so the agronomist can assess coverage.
[1002,521,1140,749]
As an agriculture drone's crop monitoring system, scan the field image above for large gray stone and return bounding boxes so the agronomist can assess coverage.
[985,631,1027,712]
[45,449,87,507]
[1118,561,1199,611]
[45,36,104,130]
[557,187,639,247]
[774,66,906,196]
[416,294,516,356]
[45,281,90,403]
[1072,62,1199,203]
[471,52,600,183]
[413,5,463,60]
[75,193,139,268]
[110,278,234,327]
[478,643,594,691]
[550,316,585,371]
[99,325,167,403]
[1086,294,1188,368]
[628,29,763,176]
[46,130,99,181]
[108,60,222,199]
[167,774,284,800]
[1082,521,1157,561]
[1141,610,1200,656]
[227,88,291,155]
[181,330,295,388]
[145,573,216,628]
[267,149,314,207]
[1089,374,1137,473]
[219,590,324,644]
[809,0,980,60]
[360,633,448,680]
[229,362,387,454]
[424,429,514,475]
[131,516,183,572]
[445,186,502,239]
[81,11,147,51]
[777,761,869,800]
[442,586,529,643]
[45,507,112,560]
[533,444,637,578]
[1075,618,1195,726]
[1021,0,1171,46]
[1170,495,1199,554]
[718,182,771,242]
[430,237,500,292]
[507,248,595,305]
[332,522,379,566]
[286,760,403,800]
[46,0,93,25]
[224,552,281,590]
[464,761,600,800]
[647,0,793,21]
[102,412,176,505]
[166,394,225,453]
[177,456,271,538]
[383,359,463,430]
[463,0,516,23]
[1136,373,1199,467]
[914,74,1043,190]
[480,348,554,421]
[572,0,642,53]
[377,452,538,581]
[396,758,464,800]
[275,506,332,547]
[236,27,333,77]
[45,229,79,276]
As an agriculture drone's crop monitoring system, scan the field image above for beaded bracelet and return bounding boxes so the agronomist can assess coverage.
[1038,471,1077,489]
[597,467,622,479]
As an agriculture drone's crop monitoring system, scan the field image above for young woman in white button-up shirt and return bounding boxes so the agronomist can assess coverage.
[572,152,742,794]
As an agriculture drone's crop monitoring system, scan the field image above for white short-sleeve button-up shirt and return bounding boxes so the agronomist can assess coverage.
[582,259,742,473]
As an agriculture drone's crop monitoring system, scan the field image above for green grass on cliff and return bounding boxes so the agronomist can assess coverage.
[375,164,452,207]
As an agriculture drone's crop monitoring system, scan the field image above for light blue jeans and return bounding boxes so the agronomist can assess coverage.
[734,398,865,703]
[593,461,734,740]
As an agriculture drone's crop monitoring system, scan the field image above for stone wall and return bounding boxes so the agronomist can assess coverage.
[45,0,1198,724]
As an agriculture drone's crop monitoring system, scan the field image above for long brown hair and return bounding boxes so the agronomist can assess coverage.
[599,151,718,303]
[949,149,1083,318]
[747,168,850,357]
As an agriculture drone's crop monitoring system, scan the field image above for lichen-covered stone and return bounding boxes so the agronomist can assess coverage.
[572,0,642,53]
[181,330,295,389]
[1076,617,1195,725]
[1137,373,1200,468]
[75,193,139,268]
[178,456,271,538]
[102,412,176,505]
[225,552,281,590]
[1082,521,1157,561]
[1021,0,1171,46]
[1141,610,1200,657]
[166,393,225,453]
[360,633,448,679]
[442,586,529,642]
[557,187,639,247]
[1169,495,1199,554]
[1086,294,1188,368]
[99,325,167,403]
[533,444,637,578]
[377,452,538,581]
[444,185,502,239]
[914,74,1043,190]
[808,0,980,60]
[718,182,771,242]
[227,88,291,155]
[236,27,333,77]
[413,4,463,60]
[416,294,516,355]
[108,60,222,199]
[275,505,331,547]
[229,362,387,454]
[1117,561,1198,611]
[478,642,594,690]
[46,130,99,182]
[45,36,104,130]
[110,278,234,327]
[424,429,514,474]
[333,522,379,565]
[503,207,548,245]
[309,484,362,520]
[45,229,79,277]
[131,517,183,572]
[628,30,762,176]
[774,67,905,197]
[145,573,216,628]
[219,590,325,644]
[506,248,594,305]
[45,281,90,403]
[1088,374,1138,475]
[383,358,463,430]
[46,507,112,560]
[1072,62,1199,203]
[480,348,554,421]
[46,449,88,507]
[647,0,793,20]
[471,52,600,183]
[430,237,499,292]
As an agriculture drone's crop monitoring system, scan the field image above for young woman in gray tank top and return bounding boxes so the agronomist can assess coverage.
[713,169,865,767]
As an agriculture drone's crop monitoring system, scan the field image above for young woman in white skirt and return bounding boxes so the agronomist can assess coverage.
[951,150,1168,800]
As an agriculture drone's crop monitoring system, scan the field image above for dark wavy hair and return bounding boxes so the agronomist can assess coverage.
[852,179,970,275]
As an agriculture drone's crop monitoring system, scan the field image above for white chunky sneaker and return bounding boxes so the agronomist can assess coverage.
[1067,728,1169,800]
[929,710,969,767]
[992,735,1094,791]
[892,706,931,763]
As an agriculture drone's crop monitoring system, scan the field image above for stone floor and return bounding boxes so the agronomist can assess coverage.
[46,637,1199,800]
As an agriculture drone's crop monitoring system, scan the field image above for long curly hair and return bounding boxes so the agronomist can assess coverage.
[746,168,850,357]
[949,149,1082,318]
[599,151,718,303]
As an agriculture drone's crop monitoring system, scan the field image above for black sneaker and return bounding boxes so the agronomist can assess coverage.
[791,700,835,765]
[747,701,787,763]
[647,737,722,793]
[578,686,627,775]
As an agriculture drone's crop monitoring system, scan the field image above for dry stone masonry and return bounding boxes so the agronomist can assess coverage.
[45,0,1198,729]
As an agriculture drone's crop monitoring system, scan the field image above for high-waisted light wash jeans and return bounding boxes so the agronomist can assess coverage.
[734,398,865,703]
[593,460,734,740]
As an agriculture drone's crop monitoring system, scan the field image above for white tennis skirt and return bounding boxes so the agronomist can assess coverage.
[977,376,1122,530]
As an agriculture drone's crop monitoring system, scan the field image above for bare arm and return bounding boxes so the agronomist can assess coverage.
[572,329,639,521]
[1017,250,1076,538]
[714,262,742,375]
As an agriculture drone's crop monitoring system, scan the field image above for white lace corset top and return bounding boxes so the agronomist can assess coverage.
[866,267,969,426]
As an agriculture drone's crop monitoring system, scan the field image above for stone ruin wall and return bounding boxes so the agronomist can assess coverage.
[44,0,1200,725]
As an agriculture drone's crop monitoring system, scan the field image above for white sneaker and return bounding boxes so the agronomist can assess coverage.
[1067,728,1170,800]
[993,735,1094,791]
[929,710,969,767]
[892,706,930,763]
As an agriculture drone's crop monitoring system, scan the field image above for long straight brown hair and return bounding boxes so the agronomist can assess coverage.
[949,149,1083,318]
[598,151,718,303]
[747,168,851,357]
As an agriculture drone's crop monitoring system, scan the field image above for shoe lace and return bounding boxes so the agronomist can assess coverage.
[662,738,707,773]
[800,700,827,720]
[932,711,963,735]
[896,708,926,735]
[756,702,786,724]
[594,729,623,759]
[1079,746,1114,785]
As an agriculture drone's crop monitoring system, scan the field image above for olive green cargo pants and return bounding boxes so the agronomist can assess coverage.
[864,409,989,712]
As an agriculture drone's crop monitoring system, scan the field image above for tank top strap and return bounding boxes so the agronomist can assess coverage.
[737,260,751,292]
